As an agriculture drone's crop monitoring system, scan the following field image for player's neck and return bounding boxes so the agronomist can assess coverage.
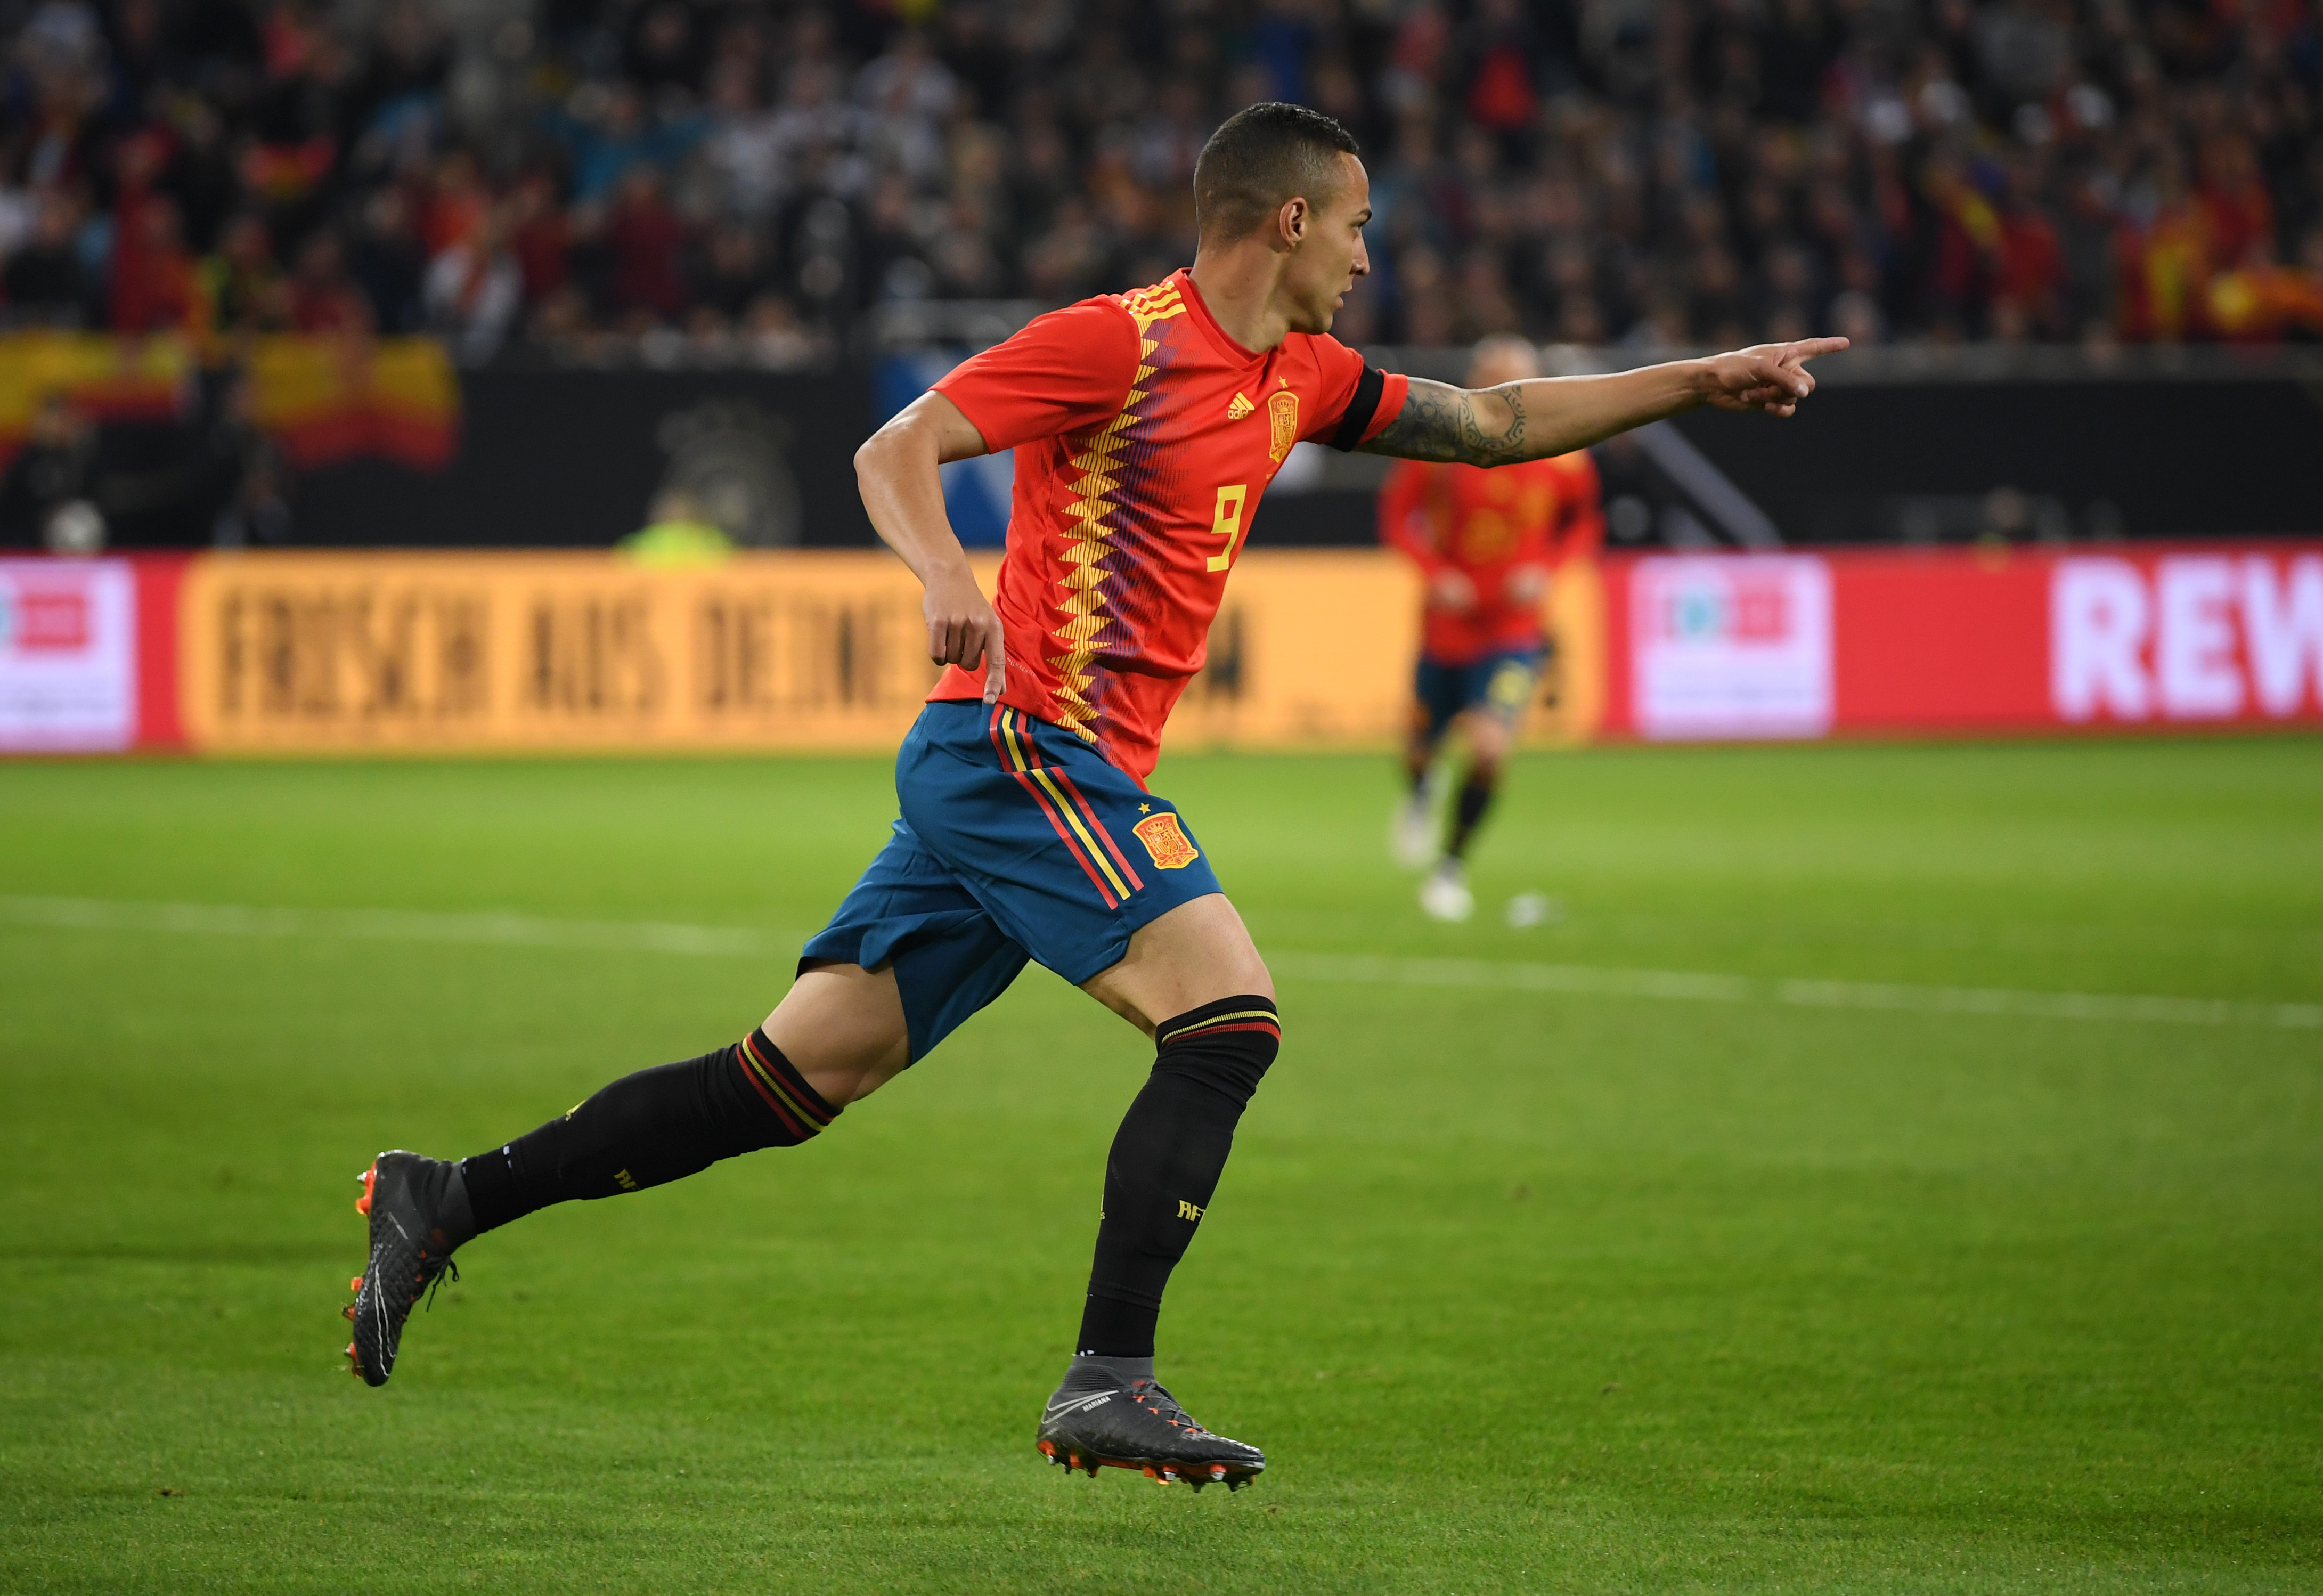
[1187,247,1297,356]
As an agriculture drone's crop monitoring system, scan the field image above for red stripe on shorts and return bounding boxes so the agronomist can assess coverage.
[1024,746,1145,894]
[989,707,1120,910]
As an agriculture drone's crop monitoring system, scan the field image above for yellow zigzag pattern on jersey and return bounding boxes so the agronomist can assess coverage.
[1048,281,1186,740]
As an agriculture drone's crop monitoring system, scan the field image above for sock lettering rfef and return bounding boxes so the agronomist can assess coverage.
[1077,995,1280,1358]
[459,1028,837,1237]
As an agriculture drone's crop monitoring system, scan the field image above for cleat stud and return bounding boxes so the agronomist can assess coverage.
[1210,1464,1227,1480]
[1143,1466,1159,1479]
[342,1304,355,1320]
[355,1196,370,1216]
[350,1276,363,1292]
[1038,1441,1055,1459]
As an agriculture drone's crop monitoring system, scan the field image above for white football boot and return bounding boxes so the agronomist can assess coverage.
[1419,857,1475,922]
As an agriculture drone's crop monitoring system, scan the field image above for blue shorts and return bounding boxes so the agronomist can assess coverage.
[800,700,1225,1063]
[1415,645,1547,742]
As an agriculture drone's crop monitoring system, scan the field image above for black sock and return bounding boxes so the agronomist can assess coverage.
[1077,995,1280,1358]
[459,1028,838,1237]
[1446,769,1497,859]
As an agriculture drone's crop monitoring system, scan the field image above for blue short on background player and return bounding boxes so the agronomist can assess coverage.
[800,699,1225,1062]
[1414,644,1548,742]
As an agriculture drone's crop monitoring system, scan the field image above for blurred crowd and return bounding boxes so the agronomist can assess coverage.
[6,0,2323,362]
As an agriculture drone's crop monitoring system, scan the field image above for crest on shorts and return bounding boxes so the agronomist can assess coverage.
[1267,390,1299,462]
[1132,811,1201,869]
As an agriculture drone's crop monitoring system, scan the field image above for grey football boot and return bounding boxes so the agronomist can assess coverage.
[345,1151,470,1386]
[1036,1355,1266,1489]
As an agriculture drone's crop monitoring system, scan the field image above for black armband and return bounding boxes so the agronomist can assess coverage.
[1326,365,1389,452]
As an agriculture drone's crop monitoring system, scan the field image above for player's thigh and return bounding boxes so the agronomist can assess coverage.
[762,962,912,1108]
[1460,703,1515,767]
[907,703,1228,1007]
[790,784,1034,1087]
[1080,892,1273,1038]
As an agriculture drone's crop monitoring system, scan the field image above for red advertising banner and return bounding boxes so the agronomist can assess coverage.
[2,544,2316,755]
[1598,543,2323,740]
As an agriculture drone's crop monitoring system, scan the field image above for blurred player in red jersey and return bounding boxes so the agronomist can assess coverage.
[344,102,1842,1487]
[1381,335,1604,921]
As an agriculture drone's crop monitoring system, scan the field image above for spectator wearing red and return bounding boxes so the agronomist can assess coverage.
[109,134,200,334]
[2197,133,2276,267]
[506,173,572,306]
[1995,161,2066,336]
[605,164,688,321]
[286,231,372,335]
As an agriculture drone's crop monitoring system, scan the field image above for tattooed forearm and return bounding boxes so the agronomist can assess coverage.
[1361,378,1530,465]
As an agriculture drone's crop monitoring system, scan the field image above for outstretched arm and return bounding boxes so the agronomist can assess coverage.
[1360,339,1848,466]
[855,390,1008,703]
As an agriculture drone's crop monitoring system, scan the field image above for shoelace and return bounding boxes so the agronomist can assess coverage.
[414,1255,460,1312]
[1127,1380,1209,1436]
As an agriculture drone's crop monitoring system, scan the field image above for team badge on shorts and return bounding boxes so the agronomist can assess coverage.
[1487,658,1538,710]
[1132,811,1201,869]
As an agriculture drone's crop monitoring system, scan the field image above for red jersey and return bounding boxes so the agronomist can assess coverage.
[929,269,1408,781]
[1378,451,1604,664]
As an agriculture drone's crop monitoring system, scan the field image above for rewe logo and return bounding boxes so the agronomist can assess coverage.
[2052,555,2323,722]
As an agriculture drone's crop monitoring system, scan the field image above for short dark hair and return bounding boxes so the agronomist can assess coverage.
[1193,103,1362,243]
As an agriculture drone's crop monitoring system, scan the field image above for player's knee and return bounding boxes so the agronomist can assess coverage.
[1228,946,1274,1005]
[1464,720,1512,771]
[1154,993,1281,1106]
[763,963,912,1106]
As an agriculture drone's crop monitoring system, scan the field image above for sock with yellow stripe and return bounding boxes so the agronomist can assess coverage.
[1077,995,1280,1357]
[458,1028,837,1237]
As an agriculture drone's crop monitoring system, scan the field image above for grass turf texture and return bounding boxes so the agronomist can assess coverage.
[3,739,2320,1594]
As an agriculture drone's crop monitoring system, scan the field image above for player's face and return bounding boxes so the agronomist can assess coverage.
[1283,153,1372,336]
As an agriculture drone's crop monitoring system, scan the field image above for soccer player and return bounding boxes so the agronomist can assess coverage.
[345,103,1841,1489]
[1382,335,1604,922]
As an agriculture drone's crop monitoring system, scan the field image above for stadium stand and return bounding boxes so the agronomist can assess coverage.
[4,0,2322,360]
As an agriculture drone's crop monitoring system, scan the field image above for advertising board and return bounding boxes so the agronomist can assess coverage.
[0,558,137,751]
[2050,552,2323,726]
[1607,545,2323,739]
[169,550,1448,756]
[1629,555,1832,740]
[4,544,2315,758]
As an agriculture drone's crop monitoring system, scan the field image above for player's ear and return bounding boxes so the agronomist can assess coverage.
[1277,196,1307,252]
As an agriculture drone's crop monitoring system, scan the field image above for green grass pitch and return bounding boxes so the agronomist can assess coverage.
[3,737,2321,1593]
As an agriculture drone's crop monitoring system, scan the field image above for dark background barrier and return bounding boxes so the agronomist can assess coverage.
[1678,376,2323,543]
[1260,354,2323,550]
[64,356,2323,552]
[286,367,878,550]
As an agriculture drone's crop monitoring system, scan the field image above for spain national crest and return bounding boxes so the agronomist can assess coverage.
[1267,389,1299,462]
[1131,810,1201,869]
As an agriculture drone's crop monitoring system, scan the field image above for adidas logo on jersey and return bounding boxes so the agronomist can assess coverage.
[1226,392,1254,420]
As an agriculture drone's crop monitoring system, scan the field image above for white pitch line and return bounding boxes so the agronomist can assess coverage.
[0,894,793,958]
[4,895,2317,1032]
